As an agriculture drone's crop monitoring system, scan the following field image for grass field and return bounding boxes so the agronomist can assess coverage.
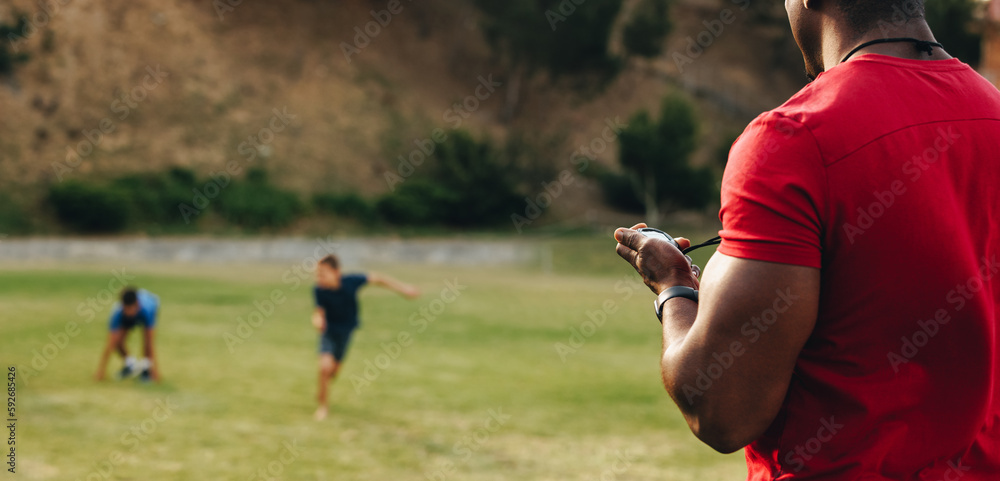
[0,238,745,481]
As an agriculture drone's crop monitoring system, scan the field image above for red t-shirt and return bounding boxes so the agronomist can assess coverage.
[720,55,1000,480]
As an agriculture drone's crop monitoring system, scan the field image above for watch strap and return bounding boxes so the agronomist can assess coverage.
[654,286,698,322]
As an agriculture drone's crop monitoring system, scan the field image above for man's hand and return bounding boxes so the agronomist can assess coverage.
[614,223,699,294]
[95,371,105,382]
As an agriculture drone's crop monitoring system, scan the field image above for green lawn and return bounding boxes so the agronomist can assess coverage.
[0,240,744,480]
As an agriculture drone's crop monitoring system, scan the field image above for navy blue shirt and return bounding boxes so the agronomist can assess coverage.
[314,274,368,334]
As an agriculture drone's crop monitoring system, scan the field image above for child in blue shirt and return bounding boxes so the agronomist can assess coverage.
[95,287,162,382]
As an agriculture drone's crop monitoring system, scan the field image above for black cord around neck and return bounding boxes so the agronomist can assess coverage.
[841,37,944,64]
[682,236,721,255]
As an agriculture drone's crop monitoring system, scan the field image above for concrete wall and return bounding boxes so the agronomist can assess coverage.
[0,237,541,267]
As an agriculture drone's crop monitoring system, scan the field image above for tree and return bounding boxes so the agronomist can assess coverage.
[617,94,713,224]
[622,0,672,58]
[0,15,30,76]
[925,0,982,66]
[472,0,623,120]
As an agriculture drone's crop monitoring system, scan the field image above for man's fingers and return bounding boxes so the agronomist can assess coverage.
[614,227,642,249]
[674,237,691,250]
[629,222,648,230]
[616,242,638,266]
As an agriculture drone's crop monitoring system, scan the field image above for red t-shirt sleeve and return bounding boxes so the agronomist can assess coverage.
[718,112,827,269]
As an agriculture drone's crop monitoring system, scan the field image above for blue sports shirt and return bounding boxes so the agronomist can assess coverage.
[108,289,160,330]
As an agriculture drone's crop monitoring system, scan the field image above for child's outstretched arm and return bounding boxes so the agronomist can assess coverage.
[367,272,421,299]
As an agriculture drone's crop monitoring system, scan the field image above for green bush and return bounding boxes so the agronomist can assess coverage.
[925,0,982,65]
[715,131,742,168]
[597,171,645,214]
[377,131,525,227]
[111,168,198,226]
[541,0,624,77]
[622,0,672,58]
[0,16,30,76]
[473,0,623,78]
[313,192,376,220]
[376,180,458,225]
[215,168,303,230]
[0,194,31,235]
[672,166,716,210]
[48,181,130,233]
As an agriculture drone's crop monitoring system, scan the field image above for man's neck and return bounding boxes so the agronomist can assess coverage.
[821,19,951,71]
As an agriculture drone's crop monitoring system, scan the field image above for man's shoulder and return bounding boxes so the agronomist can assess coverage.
[756,58,998,164]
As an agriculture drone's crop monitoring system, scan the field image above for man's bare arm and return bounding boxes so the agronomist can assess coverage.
[615,225,819,452]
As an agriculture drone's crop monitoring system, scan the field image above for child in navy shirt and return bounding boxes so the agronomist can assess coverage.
[312,254,420,420]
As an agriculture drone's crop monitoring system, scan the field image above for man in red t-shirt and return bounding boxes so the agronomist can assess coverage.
[614,0,1000,479]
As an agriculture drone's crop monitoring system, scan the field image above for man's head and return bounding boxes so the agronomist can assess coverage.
[786,0,927,78]
[121,287,140,318]
[316,255,341,288]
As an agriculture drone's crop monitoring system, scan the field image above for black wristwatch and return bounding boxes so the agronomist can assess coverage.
[654,286,698,322]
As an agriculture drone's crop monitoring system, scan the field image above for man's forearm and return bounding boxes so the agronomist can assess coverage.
[659,297,699,407]
[661,297,699,349]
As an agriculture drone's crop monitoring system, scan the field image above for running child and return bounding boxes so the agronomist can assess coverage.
[312,254,420,420]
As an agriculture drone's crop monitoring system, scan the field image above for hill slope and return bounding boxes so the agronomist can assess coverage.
[0,0,806,226]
